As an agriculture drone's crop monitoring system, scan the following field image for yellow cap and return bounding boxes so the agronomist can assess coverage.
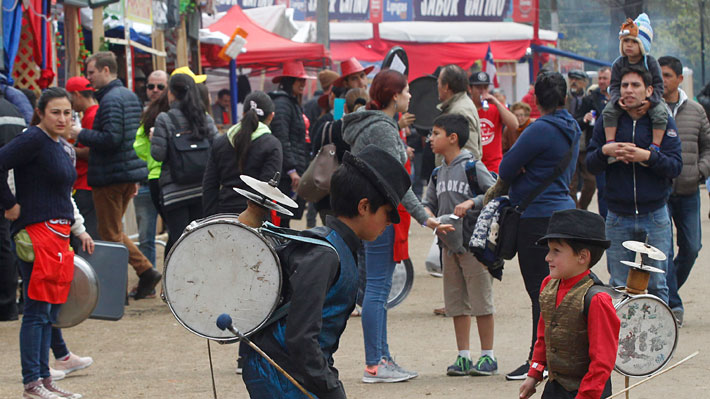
[171,66,207,84]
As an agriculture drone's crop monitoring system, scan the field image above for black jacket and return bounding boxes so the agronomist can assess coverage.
[575,88,610,147]
[0,97,26,146]
[269,91,309,178]
[202,130,282,216]
[77,79,147,187]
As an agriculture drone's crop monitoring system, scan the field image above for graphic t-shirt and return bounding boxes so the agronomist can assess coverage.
[478,105,503,173]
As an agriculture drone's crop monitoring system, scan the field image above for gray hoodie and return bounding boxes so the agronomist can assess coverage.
[342,109,429,224]
[422,150,496,216]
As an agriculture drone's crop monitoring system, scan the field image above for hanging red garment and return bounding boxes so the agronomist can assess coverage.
[392,124,412,262]
[25,220,75,304]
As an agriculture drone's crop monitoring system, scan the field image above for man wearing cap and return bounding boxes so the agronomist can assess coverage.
[565,70,596,210]
[241,145,413,399]
[469,71,518,173]
[566,70,588,118]
[69,51,160,300]
[305,70,340,127]
[65,76,100,240]
[334,58,374,90]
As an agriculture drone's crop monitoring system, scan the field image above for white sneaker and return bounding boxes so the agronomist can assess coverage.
[22,379,61,399]
[42,378,82,399]
[53,353,93,375]
[49,368,65,381]
[362,358,411,383]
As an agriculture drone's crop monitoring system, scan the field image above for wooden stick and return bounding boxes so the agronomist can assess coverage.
[625,376,629,399]
[608,351,699,399]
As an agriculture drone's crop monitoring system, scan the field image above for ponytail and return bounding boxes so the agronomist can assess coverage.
[232,91,275,172]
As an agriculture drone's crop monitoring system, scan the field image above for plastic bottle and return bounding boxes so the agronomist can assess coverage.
[590,110,596,126]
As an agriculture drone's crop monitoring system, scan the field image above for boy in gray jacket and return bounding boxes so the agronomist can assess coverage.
[423,114,498,377]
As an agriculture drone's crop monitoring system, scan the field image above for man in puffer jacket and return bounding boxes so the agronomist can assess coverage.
[69,51,160,300]
[658,56,710,326]
[0,71,33,124]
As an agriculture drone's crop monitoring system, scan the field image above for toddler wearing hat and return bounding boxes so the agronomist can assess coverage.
[519,209,620,399]
[603,13,667,154]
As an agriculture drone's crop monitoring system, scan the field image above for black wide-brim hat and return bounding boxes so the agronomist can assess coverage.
[342,145,411,224]
[536,209,611,248]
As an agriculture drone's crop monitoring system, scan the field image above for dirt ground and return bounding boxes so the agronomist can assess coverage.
[1,196,708,399]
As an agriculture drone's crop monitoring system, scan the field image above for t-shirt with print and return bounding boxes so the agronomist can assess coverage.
[478,105,503,173]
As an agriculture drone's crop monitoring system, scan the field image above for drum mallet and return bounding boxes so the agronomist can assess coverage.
[608,351,699,399]
[216,313,315,399]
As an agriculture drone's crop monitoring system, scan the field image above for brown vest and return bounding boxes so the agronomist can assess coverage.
[540,275,595,392]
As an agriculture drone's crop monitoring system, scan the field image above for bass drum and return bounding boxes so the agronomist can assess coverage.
[54,255,99,328]
[357,258,414,309]
[163,215,282,342]
[615,294,678,377]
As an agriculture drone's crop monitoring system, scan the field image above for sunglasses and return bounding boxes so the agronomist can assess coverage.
[147,84,166,91]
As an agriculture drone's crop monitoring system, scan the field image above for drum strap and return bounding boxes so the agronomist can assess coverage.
[583,272,624,318]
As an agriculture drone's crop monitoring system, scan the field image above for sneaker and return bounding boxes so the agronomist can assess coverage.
[42,378,82,399]
[49,368,65,381]
[128,285,156,299]
[470,355,498,376]
[505,362,529,381]
[362,358,411,383]
[134,269,162,300]
[387,357,418,379]
[22,379,61,399]
[446,355,473,376]
[236,356,243,375]
[53,353,93,375]
[672,308,684,328]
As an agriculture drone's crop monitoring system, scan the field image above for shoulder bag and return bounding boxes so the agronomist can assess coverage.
[297,122,339,202]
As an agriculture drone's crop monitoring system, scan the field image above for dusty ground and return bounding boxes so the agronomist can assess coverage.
[1,196,708,398]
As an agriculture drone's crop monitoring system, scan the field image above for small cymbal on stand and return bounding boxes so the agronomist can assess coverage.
[622,240,667,261]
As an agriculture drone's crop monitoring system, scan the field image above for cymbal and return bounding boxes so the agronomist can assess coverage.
[622,240,667,261]
[233,188,293,217]
[240,175,298,209]
[620,260,665,274]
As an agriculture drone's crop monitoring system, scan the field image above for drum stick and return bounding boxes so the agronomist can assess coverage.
[216,314,315,399]
[608,351,699,399]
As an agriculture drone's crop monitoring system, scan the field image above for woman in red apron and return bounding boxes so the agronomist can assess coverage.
[0,87,90,399]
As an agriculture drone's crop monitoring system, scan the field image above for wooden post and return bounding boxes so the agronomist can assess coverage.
[176,17,188,68]
[152,29,166,71]
[92,7,104,54]
[64,5,81,78]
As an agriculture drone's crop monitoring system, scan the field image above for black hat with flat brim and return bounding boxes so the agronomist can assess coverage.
[342,145,411,224]
[536,209,611,248]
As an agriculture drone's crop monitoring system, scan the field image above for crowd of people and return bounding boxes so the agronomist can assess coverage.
[0,10,708,399]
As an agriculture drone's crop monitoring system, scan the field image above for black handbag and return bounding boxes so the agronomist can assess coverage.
[495,136,575,260]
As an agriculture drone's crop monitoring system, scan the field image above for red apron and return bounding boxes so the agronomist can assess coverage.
[25,220,75,304]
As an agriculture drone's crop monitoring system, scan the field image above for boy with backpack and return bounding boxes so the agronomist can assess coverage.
[422,114,498,376]
[519,209,620,399]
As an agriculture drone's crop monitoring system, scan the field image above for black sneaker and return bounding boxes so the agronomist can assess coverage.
[134,269,162,300]
[505,362,529,381]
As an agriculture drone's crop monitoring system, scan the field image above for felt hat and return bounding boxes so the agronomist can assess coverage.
[619,13,653,56]
[171,66,207,84]
[342,145,411,224]
[65,76,94,92]
[272,61,316,84]
[334,57,375,87]
[469,71,491,86]
[567,69,588,81]
[536,209,611,248]
[318,70,340,90]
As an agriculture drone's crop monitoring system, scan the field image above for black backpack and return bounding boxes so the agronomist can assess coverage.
[166,111,210,185]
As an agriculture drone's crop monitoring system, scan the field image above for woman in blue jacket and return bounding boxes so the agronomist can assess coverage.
[497,72,581,380]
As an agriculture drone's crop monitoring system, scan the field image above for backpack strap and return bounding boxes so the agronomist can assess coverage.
[583,272,624,319]
[430,166,441,186]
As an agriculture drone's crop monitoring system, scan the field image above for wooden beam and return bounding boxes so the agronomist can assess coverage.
[104,37,167,57]
[176,17,188,68]
[152,29,166,71]
[64,5,81,78]
[92,7,104,54]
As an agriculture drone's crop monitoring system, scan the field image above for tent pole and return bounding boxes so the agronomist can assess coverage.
[93,7,104,54]
[230,59,238,124]
[41,0,47,70]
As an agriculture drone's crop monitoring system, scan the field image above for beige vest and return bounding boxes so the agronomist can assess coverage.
[540,275,595,392]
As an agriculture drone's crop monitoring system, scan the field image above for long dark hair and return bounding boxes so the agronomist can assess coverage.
[232,91,274,171]
[169,73,209,139]
[32,87,72,126]
[367,69,407,111]
[140,90,170,131]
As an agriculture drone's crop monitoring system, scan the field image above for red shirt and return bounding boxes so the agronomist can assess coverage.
[73,104,98,191]
[478,105,503,173]
[528,270,620,399]
[522,88,541,120]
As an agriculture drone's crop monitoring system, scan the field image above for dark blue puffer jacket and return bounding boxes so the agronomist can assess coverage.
[586,113,682,215]
[77,79,147,187]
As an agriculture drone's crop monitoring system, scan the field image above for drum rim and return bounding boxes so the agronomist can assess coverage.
[163,217,282,342]
[54,255,100,328]
[387,259,414,309]
[614,293,678,377]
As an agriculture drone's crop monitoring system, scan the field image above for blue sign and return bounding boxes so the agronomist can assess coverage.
[414,0,510,21]
[291,0,371,21]
[384,0,412,21]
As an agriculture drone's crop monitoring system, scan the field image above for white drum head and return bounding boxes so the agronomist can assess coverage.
[164,218,281,341]
[615,294,678,377]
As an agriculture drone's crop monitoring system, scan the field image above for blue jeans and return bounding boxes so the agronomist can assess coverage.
[361,225,395,365]
[605,207,672,303]
[50,328,69,360]
[134,184,158,267]
[18,259,61,384]
[667,190,702,311]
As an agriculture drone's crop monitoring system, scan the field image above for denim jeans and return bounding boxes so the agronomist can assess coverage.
[18,259,61,384]
[361,225,395,365]
[50,328,69,360]
[134,184,158,267]
[605,207,672,303]
[0,215,18,320]
[667,190,702,311]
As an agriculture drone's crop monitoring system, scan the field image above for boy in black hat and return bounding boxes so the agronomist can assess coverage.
[241,144,412,399]
[519,209,620,399]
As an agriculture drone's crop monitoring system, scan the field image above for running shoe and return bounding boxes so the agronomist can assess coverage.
[362,358,411,383]
[446,355,473,376]
[505,362,529,380]
[470,355,498,376]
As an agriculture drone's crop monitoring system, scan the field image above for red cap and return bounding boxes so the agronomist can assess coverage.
[334,57,374,87]
[66,76,94,92]
[272,61,316,83]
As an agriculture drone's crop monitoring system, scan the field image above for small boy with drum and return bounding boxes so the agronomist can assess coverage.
[519,209,620,399]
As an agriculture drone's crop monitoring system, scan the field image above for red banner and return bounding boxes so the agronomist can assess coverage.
[513,0,534,23]
[370,0,383,23]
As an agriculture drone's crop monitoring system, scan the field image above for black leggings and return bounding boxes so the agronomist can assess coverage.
[163,199,202,258]
[515,217,551,360]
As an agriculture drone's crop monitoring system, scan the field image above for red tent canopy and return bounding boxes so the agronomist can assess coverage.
[202,6,328,69]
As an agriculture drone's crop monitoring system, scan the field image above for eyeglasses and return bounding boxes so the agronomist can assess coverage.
[147,84,166,91]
